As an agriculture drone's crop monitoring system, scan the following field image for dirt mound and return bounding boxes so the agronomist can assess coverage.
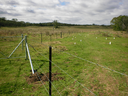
[54,46,68,51]
[51,41,62,44]
[26,72,63,84]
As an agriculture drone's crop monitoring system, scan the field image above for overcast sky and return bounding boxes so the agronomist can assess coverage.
[0,0,128,25]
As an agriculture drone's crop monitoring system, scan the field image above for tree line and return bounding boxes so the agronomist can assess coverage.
[1,16,128,32]
[0,17,110,28]
[0,17,85,27]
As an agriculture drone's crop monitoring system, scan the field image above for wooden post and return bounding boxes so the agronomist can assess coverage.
[61,32,62,38]
[41,33,42,43]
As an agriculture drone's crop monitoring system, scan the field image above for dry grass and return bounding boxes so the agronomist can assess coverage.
[1,26,128,39]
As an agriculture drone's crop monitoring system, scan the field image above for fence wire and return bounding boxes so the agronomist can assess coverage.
[28,43,96,96]
[35,71,49,95]
[0,51,8,58]
[0,36,22,38]
[40,42,128,77]
[8,37,25,58]
[29,46,72,95]
[50,44,128,77]
[30,50,75,95]
[0,36,25,59]
[28,44,61,96]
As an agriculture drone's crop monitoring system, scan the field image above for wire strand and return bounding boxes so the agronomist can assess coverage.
[29,46,61,96]
[33,59,61,96]
[28,43,96,96]
[39,42,128,77]
[0,36,22,38]
[29,49,72,95]
[35,71,49,95]
[52,46,128,77]
[0,51,8,58]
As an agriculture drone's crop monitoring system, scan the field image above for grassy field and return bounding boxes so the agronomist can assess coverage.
[0,26,128,96]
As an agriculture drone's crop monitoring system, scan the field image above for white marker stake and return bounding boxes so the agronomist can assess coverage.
[113,37,115,39]
[109,42,111,45]
[96,37,97,39]
[80,40,82,42]
[74,42,76,45]
[106,38,107,40]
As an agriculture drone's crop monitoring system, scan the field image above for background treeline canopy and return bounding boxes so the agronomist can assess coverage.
[0,17,87,27]
[1,15,128,32]
[0,17,109,28]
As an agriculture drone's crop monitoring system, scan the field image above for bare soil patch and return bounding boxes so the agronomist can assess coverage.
[54,46,68,51]
[26,72,64,84]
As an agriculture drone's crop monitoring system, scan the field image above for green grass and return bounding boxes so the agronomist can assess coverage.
[0,26,128,96]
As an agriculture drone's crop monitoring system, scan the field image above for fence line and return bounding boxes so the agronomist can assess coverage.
[51,46,128,77]
[35,71,49,95]
[8,37,25,58]
[28,36,128,96]
[29,44,62,95]
[0,56,25,60]
[1,33,127,95]
[0,36,22,38]
[39,31,76,42]
[30,51,74,95]
[0,51,8,58]
[29,48,71,95]
[61,51,128,77]
[29,43,96,96]
[32,54,75,93]
[32,55,61,96]
[40,42,128,77]
[50,59,96,96]
[0,36,25,59]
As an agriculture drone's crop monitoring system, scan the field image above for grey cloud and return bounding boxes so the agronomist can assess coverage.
[0,8,21,16]
[94,1,120,13]
[55,16,82,24]
[28,1,36,5]
[8,13,21,16]
[5,12,21,16]
[26,9,35,13]
[0,0,128,25]
[79,2,88,8]
[6,0,19,6]
[0,10,8,14]
[87,12,96,15]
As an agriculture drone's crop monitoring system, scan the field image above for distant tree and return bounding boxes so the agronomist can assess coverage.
[12,18,18,22]
[53,20,59,28]
[0,17,6,21]
[110,15,128,31]
[0,17,6,27]
[92,23,96,26]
